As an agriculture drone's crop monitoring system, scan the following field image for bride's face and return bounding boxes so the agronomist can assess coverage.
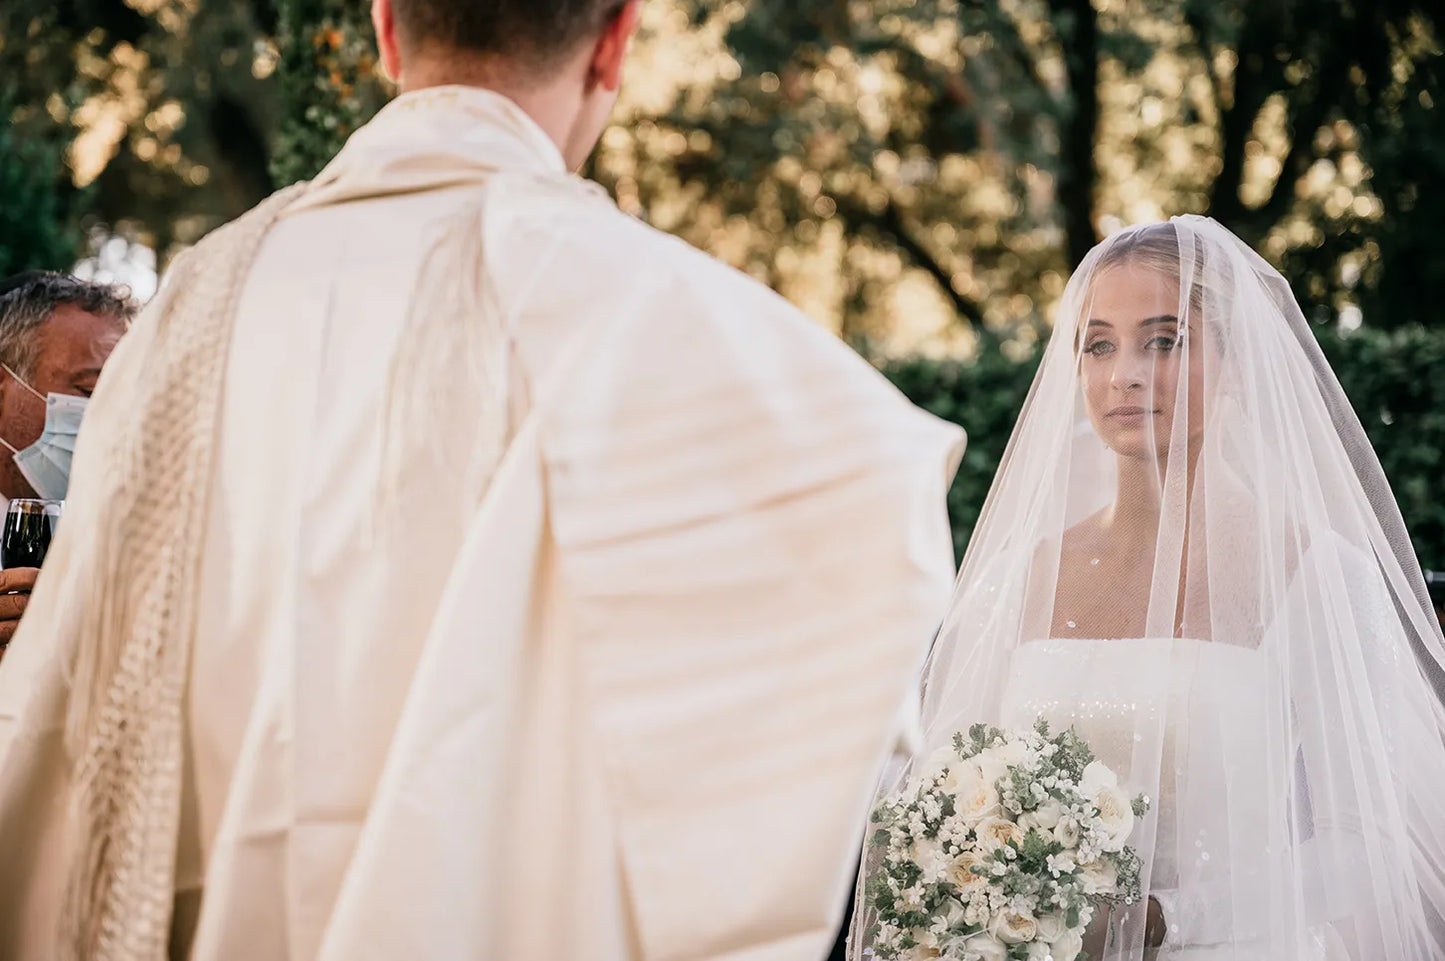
[1079,262,1208,461]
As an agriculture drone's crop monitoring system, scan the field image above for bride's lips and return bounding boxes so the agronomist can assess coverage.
[1107,406,1158,419]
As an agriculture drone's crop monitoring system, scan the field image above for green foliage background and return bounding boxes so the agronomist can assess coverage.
[1,0,1441,567]
[0,97,86,275]
[884,327,1445,570]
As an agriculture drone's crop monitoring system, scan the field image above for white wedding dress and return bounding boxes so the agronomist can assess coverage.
[850,216,1445,961]
[1000,636,1349,960]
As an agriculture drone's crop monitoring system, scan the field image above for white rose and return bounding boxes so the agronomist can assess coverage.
[991,738,1031,767]
[942,897,970,929]
[1028,799,1063,831]
[946,851,988,892]
[910,836,951,882]
[1092,784,1136,851]
[950,761,1003,825]
[988,908,1039,945]
[962,934,1009,961]
[1050,928,1085,961]
[975,816,1024,852]
[976,756,1011,794]
[1053,816,1082,849]
[927,744,959,776]
[1034,911,1068,942]
[1078,760,1119,798]
[1025,942,1055,961]
[1078,855,1119,894]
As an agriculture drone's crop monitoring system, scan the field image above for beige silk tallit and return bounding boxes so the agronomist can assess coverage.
[16,184,306,961]
[0,87,965,961]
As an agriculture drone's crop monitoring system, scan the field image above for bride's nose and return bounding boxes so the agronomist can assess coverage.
[1111,345,1150,392]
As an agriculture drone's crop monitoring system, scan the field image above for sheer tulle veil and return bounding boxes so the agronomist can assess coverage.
[849,216,1445,960]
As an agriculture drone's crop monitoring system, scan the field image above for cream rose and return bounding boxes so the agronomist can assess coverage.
[1092,783,1136,851]
[1078,855,1119,894]
[949,760,1003,824]
[1053,816,1082,849]
[946,851,988,892]
[1034,911,1068,943]
[975,815,1024,852]
[1050,928,1084,961]
[963,934,1009,961]
[988,908,1039,944]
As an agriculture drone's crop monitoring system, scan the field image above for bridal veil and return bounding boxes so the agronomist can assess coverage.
[851,216,1445,960]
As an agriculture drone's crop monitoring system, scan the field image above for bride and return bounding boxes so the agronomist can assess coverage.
[851,217,1445,960]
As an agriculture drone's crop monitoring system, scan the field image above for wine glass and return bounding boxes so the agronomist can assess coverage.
[2,499,63,569]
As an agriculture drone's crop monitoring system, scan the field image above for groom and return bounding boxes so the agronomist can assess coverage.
[0,1,964,959]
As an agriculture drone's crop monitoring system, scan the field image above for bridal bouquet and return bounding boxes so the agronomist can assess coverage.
[866,721,1149,961]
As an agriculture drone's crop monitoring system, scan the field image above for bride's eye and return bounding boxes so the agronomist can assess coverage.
[1083,339,1115,357]
[1145,333,1179,352]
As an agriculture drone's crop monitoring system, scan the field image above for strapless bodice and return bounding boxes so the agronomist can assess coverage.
[1000,638,1270,893]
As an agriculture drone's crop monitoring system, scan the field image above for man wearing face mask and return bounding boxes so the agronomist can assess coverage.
[0,272,130,652]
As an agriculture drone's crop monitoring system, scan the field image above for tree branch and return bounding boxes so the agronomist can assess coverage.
[832,193,986,327]
[1207,10,1284,228]
[1051,0,1099,268]
[1183,6,1223,120]
[1250,34,1353,238]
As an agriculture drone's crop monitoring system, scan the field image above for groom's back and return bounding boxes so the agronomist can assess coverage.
[0,5,964,959]
[182,165,569,955]
[178,123,964,959]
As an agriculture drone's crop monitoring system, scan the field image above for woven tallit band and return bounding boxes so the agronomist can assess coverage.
[58,184,308,961]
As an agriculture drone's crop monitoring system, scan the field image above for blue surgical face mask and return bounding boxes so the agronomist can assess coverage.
[0,364,87,500]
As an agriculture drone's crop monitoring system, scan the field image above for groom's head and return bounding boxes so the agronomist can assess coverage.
[372,0,641,169]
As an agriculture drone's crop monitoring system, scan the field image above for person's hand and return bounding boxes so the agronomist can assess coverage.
[1083,904,1110,959]
[1146,895,1167,948]
[0,567,39,655]
[1082,898,1166,957]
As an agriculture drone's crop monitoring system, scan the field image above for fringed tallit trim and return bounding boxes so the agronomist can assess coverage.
[369,186,560,547]
[58,183,309,961]
[372,202,512,542]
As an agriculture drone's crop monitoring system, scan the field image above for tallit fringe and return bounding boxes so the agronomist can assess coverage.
[371,198,514,545]
[58,184,309,961]
[58,184,522,960]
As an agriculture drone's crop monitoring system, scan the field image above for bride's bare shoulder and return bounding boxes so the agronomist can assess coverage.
[1019,510,1110,585]
[1058,510,1110,563]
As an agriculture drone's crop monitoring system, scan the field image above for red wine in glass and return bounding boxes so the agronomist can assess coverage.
[2,499,62,568]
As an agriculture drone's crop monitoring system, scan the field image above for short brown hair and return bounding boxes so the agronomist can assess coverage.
[392,0,624,70]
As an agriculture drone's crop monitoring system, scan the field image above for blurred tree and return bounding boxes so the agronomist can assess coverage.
[1181,0,1445,327]
[270,0,387,185]
[589,0,1444,348]
[1,0,282,262]
[0,91,88,274]
[1,0,1440,334]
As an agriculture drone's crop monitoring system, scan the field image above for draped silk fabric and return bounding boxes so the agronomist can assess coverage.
[0,87,964,961]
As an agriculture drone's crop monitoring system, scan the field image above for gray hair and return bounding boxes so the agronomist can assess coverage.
[0,271,136,380]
